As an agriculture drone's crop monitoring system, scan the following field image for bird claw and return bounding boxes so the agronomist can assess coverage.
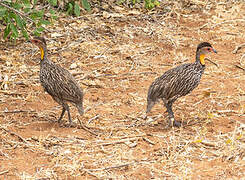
[143,114,148,120]
[173,120,181,127]
[168,118,181,128]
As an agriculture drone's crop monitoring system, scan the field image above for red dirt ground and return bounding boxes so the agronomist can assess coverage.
[0,1,244,179]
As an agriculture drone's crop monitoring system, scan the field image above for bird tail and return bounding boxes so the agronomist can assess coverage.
[76,102,84,115]
[146,98,155,114]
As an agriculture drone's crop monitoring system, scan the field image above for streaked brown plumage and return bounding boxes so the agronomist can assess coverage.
[146,42,217,127]
[30,37,84,125]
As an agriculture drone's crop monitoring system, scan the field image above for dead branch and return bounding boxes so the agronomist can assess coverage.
[98,137,139,146]
[87,114,100,124]
[1,110,36,114]
[205,58,219,67]
[77,117,98,136]
[233,43,245,54]
[234,65,245,72]
[142,137,155,145]
[86,162,135,171]
[81,82,104,88]
[0,127,28,143]
[211,19,245,29]
[0,170,9,175]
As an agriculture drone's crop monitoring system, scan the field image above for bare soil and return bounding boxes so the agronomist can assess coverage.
[0,1,245,179]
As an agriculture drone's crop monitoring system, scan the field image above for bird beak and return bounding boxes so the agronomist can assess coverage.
[213,48,217,53]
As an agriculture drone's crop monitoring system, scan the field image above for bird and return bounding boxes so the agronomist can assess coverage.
[146,42,217,127]
[30,37,84,126]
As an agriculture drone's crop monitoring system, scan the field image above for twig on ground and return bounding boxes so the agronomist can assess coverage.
[142,137,155,145]
[98,137,139,146]
[0,127,28,143]
[234,65,245,72]
[86,162,135,171]
[83,169,100,179]
[233,43,245,54]
[200,140,217,148]
[81,82,103,88]
[211,19,245,29]
[77,117,98,136]
[1,110,36,114]
[87,114,100,124]
[205,58,219,67]
[0,170,9,175]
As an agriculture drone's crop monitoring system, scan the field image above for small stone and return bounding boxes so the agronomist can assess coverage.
[70,63,78,69]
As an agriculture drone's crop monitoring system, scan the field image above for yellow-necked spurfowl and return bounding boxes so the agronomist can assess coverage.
[30,37,84,126]
[146,42,217,127]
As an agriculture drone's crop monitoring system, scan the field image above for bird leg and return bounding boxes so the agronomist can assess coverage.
[58,103,72,126]
[66,106,72,126]
[165,102,181,127]
[62,103,72,126]
[58,107,66,123]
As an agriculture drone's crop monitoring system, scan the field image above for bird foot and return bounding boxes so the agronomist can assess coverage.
[173,120,181,127]
[168,118,181,128]
[143,114,148,120]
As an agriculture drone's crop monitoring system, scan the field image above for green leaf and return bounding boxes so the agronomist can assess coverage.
[21,29,29,40]
[154,0,160,6]
[30,10,44,20]
[23,3,32,8]
[36,10,44,18]
[10,23,18,37]
[66,3,73,15]
[33,30,40,36]
[0,7,7,16]
[49,9,55,15]
[33,26,44,37]
[82,0,91,12]
[23,8,31,13]
[14,14,23,28]
[48,0,57,6]
[4,24,11,39]
[33,0,38,5]
[74,3,80,16]
[23,0,30,5]
[9,12,16,19]
[12,3,22,10]
[40,19,51,25]
[49,9,57,19]
[4,12,11,23]
[36,27,45,32]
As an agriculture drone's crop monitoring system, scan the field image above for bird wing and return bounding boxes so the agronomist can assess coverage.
[40,62,83,103]
[148,63,192,101]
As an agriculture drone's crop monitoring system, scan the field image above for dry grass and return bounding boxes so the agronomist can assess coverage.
[0,0,245,179]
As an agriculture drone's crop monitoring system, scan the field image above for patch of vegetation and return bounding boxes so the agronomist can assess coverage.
[0,0,91,40]
[0,0,160,40]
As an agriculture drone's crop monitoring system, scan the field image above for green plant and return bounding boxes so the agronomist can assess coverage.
[0,0,57,40]
[117,0,160,10]
[144,0,160,10]
[0,0,91,40]
[66,0,91,16]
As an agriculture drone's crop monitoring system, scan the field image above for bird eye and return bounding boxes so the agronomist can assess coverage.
[207,48,211,51]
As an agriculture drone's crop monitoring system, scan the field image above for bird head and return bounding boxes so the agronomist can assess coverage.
[196,42,217,65]
[30,37,47,60]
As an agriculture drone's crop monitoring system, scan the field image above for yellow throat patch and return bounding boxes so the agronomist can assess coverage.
[40,47,44,60]
[200,54,205,65]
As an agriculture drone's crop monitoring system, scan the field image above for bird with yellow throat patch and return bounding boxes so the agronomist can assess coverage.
[30,37,84,126]
[146,42,217,127]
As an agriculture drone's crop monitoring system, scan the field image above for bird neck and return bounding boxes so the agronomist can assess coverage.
[39,46,47,61]
[196,51,205,66]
